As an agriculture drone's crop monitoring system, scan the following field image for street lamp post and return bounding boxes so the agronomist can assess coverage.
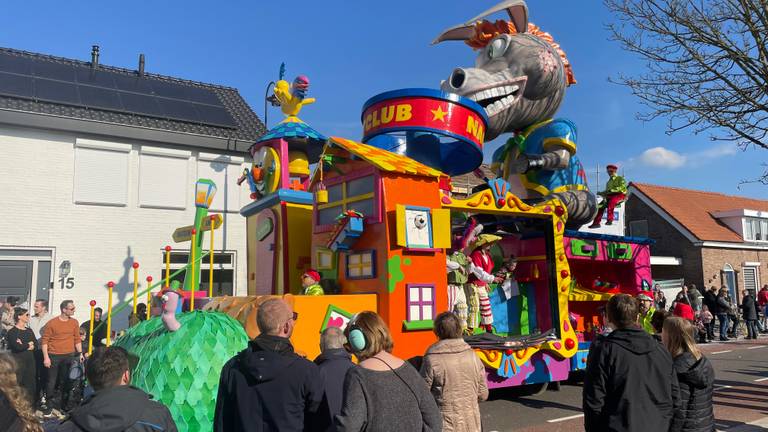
[183,179,217,293]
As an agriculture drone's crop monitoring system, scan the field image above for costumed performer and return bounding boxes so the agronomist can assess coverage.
[468,233,503,333]
[446,219,483,332]
[301,269,324,296]
[588,164,627,228]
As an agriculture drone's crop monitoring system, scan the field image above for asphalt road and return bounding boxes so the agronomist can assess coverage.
[480,335,768,432]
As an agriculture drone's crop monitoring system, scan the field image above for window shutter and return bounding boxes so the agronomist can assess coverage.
[139,148,190,209]
[395,204,407,247]
[73,142,130,206]
[431,208,452,249]
[743,267,758,292]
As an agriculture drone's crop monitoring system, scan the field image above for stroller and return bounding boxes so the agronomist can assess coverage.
[61,357,86,412]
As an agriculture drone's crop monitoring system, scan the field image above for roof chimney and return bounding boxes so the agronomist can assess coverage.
[91,45,100,69]
[138,53,145,77]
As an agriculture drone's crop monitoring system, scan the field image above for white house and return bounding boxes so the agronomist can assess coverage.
[0,46,264,329]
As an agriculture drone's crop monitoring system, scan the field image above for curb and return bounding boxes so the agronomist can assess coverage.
[722,416,768,431]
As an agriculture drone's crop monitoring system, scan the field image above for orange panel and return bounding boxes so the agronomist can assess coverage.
[291,294,378,360]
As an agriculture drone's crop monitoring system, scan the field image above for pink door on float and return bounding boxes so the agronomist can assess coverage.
[253,209,277,295]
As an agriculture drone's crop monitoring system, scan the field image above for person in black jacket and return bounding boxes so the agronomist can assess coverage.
[214,298,328,432]
[702,287,718,341]
[315,326,354,424]
[5,308,37,405]
[583,294,679,432]
[662,316,715,432]
[715,289,731,341]
[740,291,759,339]
[55,346,177,432]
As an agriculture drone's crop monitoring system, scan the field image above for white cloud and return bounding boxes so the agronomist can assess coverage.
[633,143,740,170]
[638,147,687,168]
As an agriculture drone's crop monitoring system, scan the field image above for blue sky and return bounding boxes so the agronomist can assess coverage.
[2,0,766,197]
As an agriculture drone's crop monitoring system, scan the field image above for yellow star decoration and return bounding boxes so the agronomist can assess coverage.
[431,105,448,122]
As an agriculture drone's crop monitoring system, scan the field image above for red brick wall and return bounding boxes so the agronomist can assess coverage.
[701,247,768,297]
[626,194,768,297]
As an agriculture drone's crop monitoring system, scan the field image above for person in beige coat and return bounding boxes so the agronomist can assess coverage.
[422,312,489,432]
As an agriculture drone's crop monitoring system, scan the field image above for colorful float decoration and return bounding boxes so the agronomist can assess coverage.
[105,3,657,428]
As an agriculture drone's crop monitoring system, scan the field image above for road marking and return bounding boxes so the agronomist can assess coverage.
[754,377,768,382]
[547,413,585,423]
[714,385,732,391]
[747,345,766,350]
[711,350,733,354]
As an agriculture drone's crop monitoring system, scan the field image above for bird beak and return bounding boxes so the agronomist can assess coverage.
[252,168,263,182]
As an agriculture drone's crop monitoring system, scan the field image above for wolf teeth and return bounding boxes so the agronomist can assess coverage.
[468,84,520,103]
[485,94,518,116]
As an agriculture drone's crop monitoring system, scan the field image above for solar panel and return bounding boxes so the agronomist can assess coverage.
[120,92,164,117]
[156,98,201,123]
[32,61,75,81]
[185,86,222,105]
[150,80,189,100]
[0,52,237,129]
[34,79,80,105]
[78,85,124,111]
[76,67,116,88]
[112,73,154,93]
[0,52,32,75]
[0,72,33,98]
[194,104,238,128]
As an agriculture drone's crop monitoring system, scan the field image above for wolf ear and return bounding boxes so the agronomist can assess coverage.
[432,0,529,45]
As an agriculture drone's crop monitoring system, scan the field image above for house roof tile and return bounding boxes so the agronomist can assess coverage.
[631,182,768,242]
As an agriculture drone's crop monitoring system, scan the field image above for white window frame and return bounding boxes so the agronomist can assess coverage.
[743,265,760,294]
[743,217,768,242]
[164,249,237,294]
[406,284,435,322]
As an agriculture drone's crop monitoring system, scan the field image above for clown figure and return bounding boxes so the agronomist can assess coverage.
[468,234,503,332]
[301,269,324,296]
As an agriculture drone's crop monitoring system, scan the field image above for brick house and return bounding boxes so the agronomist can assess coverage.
[625,182,768,300]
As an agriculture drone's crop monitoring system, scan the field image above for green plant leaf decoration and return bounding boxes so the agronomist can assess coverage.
[114,311,249,431]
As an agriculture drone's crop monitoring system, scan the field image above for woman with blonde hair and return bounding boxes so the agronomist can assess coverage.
[0,353,43,432]
[336,311,442,432]
[422,311,487,432]
[662,316,715,432]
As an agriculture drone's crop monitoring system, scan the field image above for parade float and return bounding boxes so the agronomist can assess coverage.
[99,1,654,429]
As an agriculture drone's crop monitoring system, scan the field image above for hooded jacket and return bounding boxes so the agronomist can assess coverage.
[421,338,488,432]
[670,352,715,432]
[214,334,327,432]
[583,327,679,432]
[314,348,354,420]
[55,385,177,432]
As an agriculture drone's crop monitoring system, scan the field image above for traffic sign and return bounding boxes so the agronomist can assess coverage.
[173,214,222,243]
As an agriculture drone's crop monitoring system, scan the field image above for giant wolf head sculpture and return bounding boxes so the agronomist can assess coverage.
[434,0,575,141]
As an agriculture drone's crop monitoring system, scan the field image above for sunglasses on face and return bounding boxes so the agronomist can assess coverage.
[292,312,299,321]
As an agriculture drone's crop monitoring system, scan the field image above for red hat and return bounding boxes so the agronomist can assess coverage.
[636,291,654,301]
[606,164,618,170]
[302,269,321,282]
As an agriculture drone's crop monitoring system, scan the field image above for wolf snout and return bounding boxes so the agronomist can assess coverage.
[449,68,467,90]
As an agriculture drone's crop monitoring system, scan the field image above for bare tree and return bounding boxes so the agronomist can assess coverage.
[605,0,768,153]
